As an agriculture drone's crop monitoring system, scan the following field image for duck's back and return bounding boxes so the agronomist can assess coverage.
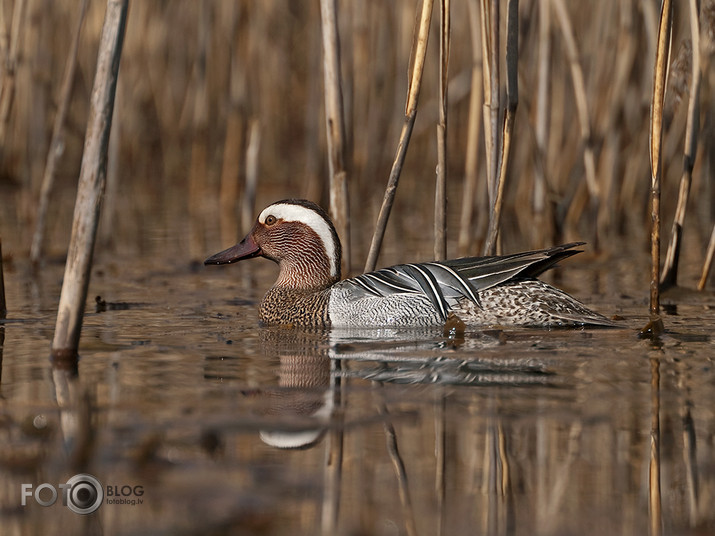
[326,243,614,328]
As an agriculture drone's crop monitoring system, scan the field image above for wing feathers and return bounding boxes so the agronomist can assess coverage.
[342,243,585,317]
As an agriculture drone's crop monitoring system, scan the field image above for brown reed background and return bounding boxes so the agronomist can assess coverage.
[0,0,713,283]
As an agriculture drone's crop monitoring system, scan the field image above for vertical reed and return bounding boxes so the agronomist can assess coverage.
[698,226,715,290]
[661,0,701,288]
[364,0,434,272]
[648,0,673,318]
[532,1,551,248]
[551,0,600,246]
[242,119,260,234]
[51,0,128,359]
[0,238,5,317]
[434,0,450,260]
[320,0,350,274]
[0,0,26,155]
[479,0,500,225]
[219,3,245,246]
[457,0,483,256]
[187,2,210,260]
[483,0,518,255]
[30,0,88,266]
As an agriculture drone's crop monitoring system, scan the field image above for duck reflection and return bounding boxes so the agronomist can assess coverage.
[255,354,333,449]
[247,328,336,450]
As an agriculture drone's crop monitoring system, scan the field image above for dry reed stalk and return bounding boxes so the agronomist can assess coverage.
[242,118,260,234]
[220,115,243,243]
[0,0,26,155]
[435,0,450,261]
[219,6,245,246]
[698,224,715,290]
[457,0,483,256]
[364,0,434,273]
[648,0,673,318]
[51,0,128,359]
[187,2,210,260]
[0,237,5,317]
[0,3,7,59]
[102,75,121,248]
[532,0,551,248]
[479,0,499,213]
[350,3,390,209]
[142,6,184,184]
[483,0,518,255]
[661,0,701,288]
[594,4,638,241]
[320,0,350,274]
[551,0,600,246]
[30,0,88,266]
[302,20,323,203]
[0,1,19,167]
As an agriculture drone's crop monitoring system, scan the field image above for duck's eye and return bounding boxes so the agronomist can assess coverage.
[264,215,278,226]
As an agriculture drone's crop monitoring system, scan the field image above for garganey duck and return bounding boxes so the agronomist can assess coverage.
[205,199,614,328]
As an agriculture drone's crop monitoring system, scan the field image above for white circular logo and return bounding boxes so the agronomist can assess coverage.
[65,474,103,514]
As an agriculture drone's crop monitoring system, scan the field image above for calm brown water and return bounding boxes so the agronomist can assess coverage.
[1,252,714,536]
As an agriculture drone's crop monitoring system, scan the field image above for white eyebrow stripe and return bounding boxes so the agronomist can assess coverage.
[259,203,339,277]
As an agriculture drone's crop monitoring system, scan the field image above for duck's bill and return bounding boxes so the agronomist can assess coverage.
[204,236,261,265]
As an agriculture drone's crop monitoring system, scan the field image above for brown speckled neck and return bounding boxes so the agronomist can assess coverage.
[259,286,332,327]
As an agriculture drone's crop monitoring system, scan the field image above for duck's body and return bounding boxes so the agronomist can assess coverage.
[205,199,613,328]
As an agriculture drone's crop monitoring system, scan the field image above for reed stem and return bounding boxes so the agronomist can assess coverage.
[532,0,551,248]
[552,0,600,247]
[483,0,518,255]
[242,119,260,235]
[51,0,128,358]
[435,0,450,261]
[457,0,483,256]
[698,224,715,290]
[661,0,701,288]
[320,0,350,274]
[648,0,673,318]
[479,0,499,215]
[364,0,434,272]
[0,0,26,155]
[0,238,5,318]
[30,0,88,266]
[219,7,246,246]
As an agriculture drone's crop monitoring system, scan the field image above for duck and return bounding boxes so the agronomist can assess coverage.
[204,199,614,328]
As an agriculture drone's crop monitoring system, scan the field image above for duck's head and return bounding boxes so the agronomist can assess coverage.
[204,199,342,289]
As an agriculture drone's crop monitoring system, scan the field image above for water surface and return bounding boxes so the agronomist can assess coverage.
[0,256,713,535]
